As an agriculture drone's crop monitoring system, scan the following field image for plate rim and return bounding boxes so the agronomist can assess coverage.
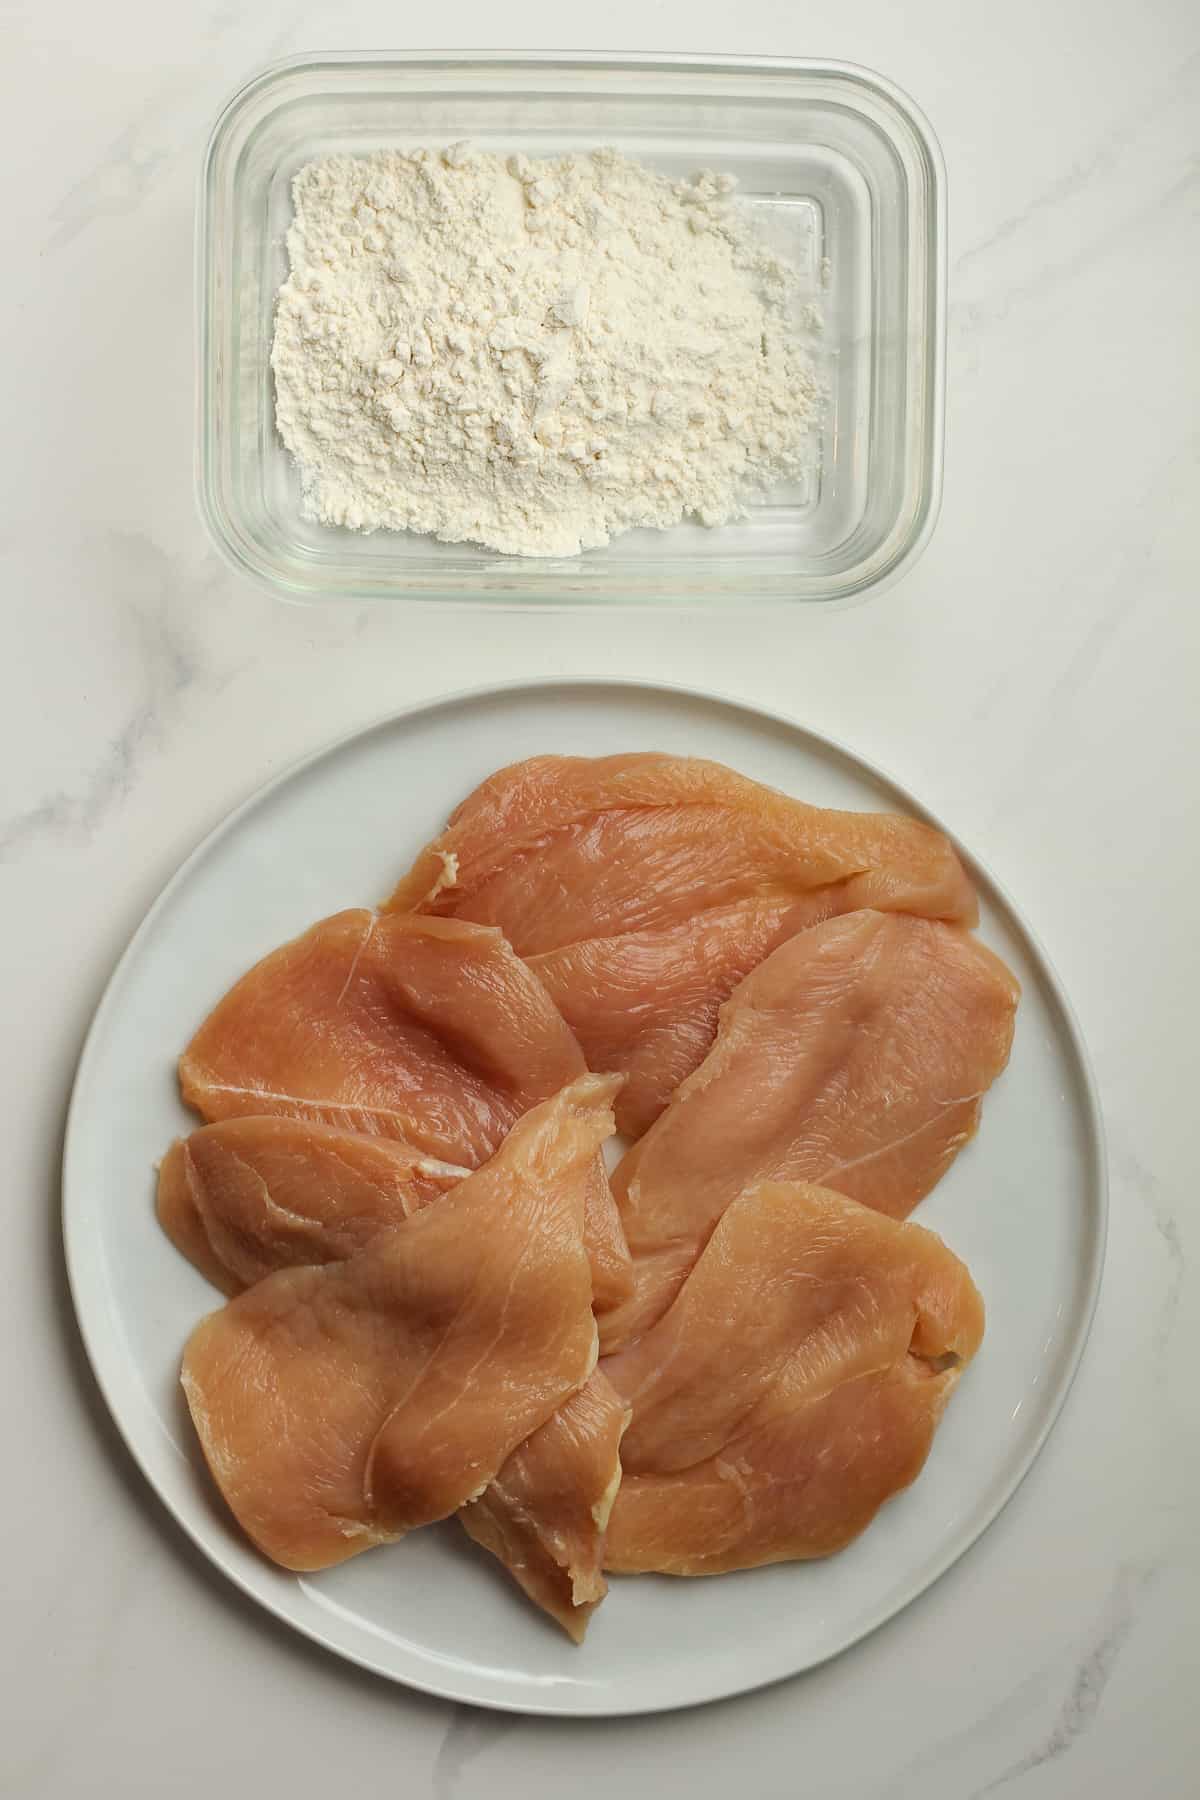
[61,676,1108,1716]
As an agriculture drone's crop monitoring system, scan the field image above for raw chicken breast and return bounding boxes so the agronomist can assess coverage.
[384,755,978,1137]
[157,1116,467,1296]
[603,910,1019,1349]
[178,907,631,1311]
[603,1181,984,1575]
[158,1118,626,1633]
[528,900,810,1139]
[460,1371,631,1642]
[181,1077,615,1572]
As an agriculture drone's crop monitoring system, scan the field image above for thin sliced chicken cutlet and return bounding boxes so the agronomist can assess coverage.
[460,1371,631,1642]
[602,910,1019,1351]
[384,753,979,946]
[159,1107,627,1636]
[158,1116,467,1296]
[181,1077,616,1573]
[177,907,631,1312]
[383,753,978,1138]
[603,1181,984,1576]
[529,899,813,1141]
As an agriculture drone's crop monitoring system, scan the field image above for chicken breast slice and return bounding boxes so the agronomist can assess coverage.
[603,1181,984,1575]
[158,1115,467,1296]
[181,1077,616,1573]
[177,906,631,1311]
[460,1371,631,1641]
[384,753,978,1138]
[601,910,1018,1351]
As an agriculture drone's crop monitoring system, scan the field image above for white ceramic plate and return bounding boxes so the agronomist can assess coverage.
[63,680,1105,1716]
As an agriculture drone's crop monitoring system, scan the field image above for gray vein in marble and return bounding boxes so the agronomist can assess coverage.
[952,149,1200,353]
[951,54,1200,361]
[955,48,1200,276]
[201,2,243,36]
[44,1,322,252]
[432,1704,520,1800]
[0,532,229,862]
[981,429,1200,833]
[1,713,152,861]
[257,0,324,61]
[46,118,174,253]
[977,587,1129,834]
[969,1565,1155,1797]
[881,1673,1048,1799]
[1109,1141,1184,1351]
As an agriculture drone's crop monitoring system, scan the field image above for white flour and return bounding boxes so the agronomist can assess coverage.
[272,146,820,558]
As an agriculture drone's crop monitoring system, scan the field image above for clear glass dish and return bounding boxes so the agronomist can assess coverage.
[197,52,945,606]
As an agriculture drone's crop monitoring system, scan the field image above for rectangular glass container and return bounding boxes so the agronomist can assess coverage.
[198,53,945,605]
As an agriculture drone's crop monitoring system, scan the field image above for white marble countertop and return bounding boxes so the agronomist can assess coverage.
[4,1,1197,1794]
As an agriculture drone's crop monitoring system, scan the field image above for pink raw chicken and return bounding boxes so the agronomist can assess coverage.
[460,1371,631,1642]
[158,1101,629,1636]
[602,910,1019,1351]
[181,1077,615,1573]
[603,1181,985,1576]
[157,1115,467,1296]
[177,906,631,1312]
[384,754,979,1138]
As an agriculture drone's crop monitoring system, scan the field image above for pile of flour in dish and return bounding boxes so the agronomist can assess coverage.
[271,145,821,558]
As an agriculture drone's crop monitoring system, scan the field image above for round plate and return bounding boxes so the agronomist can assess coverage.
[63,680,1106,1716]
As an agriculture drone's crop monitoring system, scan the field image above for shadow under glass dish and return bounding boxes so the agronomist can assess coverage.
[198,54,945,604]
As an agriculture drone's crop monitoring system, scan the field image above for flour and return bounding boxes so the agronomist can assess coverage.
[271,146,820,558]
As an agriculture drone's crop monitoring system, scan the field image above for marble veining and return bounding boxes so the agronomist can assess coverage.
[954,48,1200,279]
[432,1705,521,1800]
[46,119,175,254]
[0,533,229,862]
[1109,1141,1185,1353]
[43,1,320,254]
[951,52,1200,385]
[970,1566,1156,1797]
[3,5,1197,1795]
[881,1673,1050,1800]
